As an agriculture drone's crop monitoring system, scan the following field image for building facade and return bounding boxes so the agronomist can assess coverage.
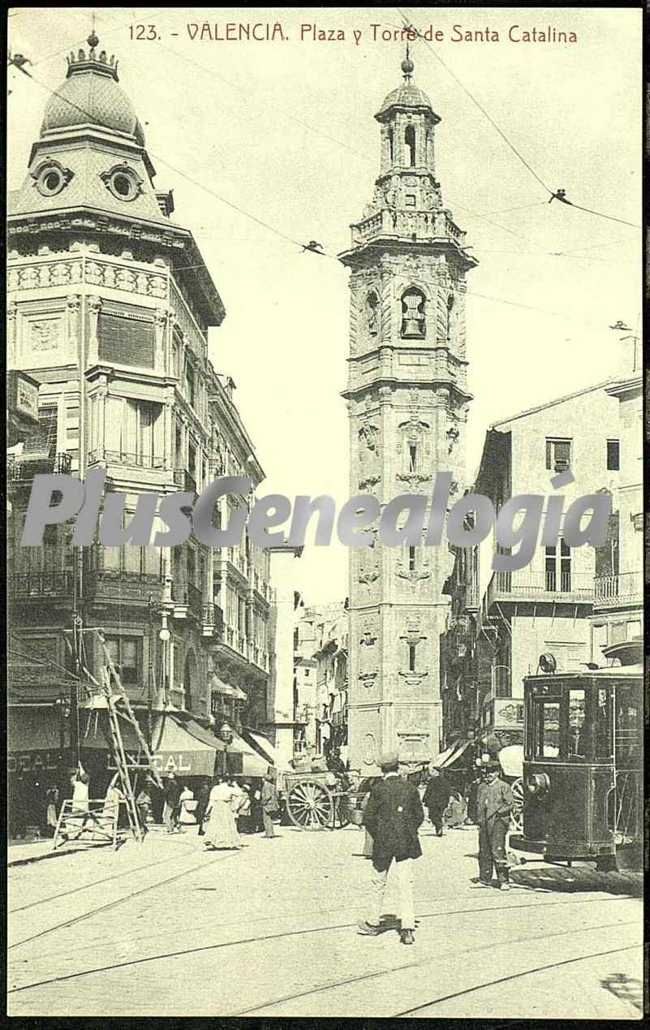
[440,383,621,749]
[339,55,476,771]
[7,34,272,785]
[294,603,349,762]
[591,333,644,657]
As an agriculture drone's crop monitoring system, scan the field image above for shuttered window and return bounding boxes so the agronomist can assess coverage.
[98,312,154,368]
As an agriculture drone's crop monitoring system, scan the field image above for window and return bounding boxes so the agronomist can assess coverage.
[408,443,418,473]
[545,540,571,591]
[595,512,619,578]
[184,358,196,407]
[388,126,394,163]
[401,288,426,338]
[105,637,140,685]
[408,641,417,672]
[104,398,163,467]
[545,438,572,472]
[405,125,416,166]
[533,700,560,757]
[567,688,587,757]
[405,194,416,207]
[98,312,154,368]
[408,546,416,572]
[101,163,143,202]
[607,439,620,471]
[33,159,73,197]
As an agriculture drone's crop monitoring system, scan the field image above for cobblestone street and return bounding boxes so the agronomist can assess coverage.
[8,821,643,1018]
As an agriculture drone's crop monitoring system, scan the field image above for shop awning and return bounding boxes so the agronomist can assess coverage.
[432,742,458,769]
[241,728,286,772]
[439,740,473,769]
[148,713,225,777]
[209,675,247,701]
[226,728,270,778]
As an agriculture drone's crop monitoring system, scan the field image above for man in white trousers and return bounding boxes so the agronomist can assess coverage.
[358,751,424,945]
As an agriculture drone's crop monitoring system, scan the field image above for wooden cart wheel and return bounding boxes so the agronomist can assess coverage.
[286,779,334,830]
[510,777,524,833]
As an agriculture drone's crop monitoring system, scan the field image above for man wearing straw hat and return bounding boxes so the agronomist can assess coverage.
[358,750,424,946]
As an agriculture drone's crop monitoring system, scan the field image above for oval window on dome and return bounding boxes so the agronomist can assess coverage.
[101,163,143,202]
[32,160,74,197]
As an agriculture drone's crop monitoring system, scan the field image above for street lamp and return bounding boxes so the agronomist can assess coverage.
[218,720,234,777]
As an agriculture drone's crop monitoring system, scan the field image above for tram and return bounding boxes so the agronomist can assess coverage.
[511,642,643,871]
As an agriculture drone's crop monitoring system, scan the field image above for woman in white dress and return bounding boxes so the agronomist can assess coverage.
[204,776,241,850]
[178,785,197,826]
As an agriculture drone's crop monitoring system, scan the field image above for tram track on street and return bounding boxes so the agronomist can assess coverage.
[392,943,642,1017]
[9,894,638,998]
[230,925,641,1016]
[8,845,199,915]
[8,848,239,950]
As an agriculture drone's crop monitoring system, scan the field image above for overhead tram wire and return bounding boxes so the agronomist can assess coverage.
[155,37,543,248]
[16,68,633,327]
[395,7,554,197]
[396,8,641,231]
[22,70,335,262]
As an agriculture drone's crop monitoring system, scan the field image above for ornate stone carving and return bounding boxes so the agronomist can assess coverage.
[396,555,430,581]
[358,559,380,585]
[29,320,59,352]
[66,294,81,351]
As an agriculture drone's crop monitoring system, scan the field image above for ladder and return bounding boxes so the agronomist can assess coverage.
[97,631,163,844]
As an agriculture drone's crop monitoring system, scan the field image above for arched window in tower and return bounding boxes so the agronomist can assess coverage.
[388,126,394,164]
[366,291,379,336]
[446,293,455,342]
[405,125,416,167]
[401,288,426,338]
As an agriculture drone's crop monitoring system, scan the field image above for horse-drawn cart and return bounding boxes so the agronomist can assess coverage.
[281,769,364,830]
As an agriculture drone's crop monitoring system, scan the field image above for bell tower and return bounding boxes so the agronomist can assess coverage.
[339,53,477,772]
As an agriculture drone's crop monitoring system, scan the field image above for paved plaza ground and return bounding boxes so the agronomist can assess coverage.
[7,820,644,1018]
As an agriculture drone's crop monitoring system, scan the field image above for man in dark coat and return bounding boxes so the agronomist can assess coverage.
[162,773,182,833]
[423,767,451,836]
[358,751,424,945]
[475,758,513,889]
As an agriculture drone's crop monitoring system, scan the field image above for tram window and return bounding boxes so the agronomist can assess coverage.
[534,701,560,758]
[568,689,587,757]
[594,687,612,759]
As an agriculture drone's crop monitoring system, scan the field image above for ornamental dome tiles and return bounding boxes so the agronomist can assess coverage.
[40,33,141,141]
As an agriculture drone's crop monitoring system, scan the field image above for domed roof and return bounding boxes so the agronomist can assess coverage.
[40,33,141,141]
[377,81,433,117]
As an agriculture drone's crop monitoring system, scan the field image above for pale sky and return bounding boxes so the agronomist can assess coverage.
[8,7,642,603]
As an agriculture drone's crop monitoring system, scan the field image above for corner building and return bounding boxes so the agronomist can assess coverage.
[339,56,476,772]
[7,35,273,789]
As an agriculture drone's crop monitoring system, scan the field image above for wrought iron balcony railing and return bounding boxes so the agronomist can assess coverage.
[8,452,72,481]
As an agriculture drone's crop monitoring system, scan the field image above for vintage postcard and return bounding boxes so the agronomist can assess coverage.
[6,5,644,1020]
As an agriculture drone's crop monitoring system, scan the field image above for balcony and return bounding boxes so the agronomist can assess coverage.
[487,569,594,608]
[8,452,72,482]
[201,602,224,638]
[10,570,74,599]
[350,208,466,248]
[594,571,643,610]
[92,450,165,470]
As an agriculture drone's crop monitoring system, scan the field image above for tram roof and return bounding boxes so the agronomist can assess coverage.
[525,665,643,683]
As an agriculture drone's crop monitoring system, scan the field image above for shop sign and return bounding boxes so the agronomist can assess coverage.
[8,750,61,773]
[493,699,524,728]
